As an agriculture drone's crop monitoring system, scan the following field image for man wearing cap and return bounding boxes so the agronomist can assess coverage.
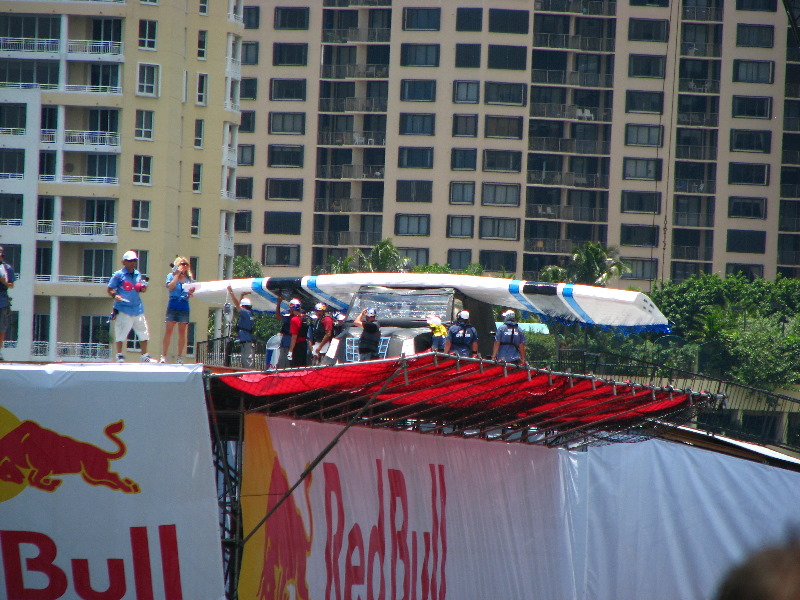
[0,246,17,361]
[444,310,479,358]
[354,307,381,360]
[492,309,526,365]
[228,286,255,369]
[108,250,153,363]
[311,303,334,365]
[286,298,309,367]
[426,315,447,352]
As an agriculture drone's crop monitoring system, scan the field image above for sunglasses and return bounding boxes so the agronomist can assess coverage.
[179,262,189,266]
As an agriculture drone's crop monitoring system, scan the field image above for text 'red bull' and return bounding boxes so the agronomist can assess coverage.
[325,460,447,600]
[1,524,183,600]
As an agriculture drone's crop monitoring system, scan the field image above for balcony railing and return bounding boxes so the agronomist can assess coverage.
[0,218,21,226]
[524,238,574,253]
[314,197,383,212]
[0,127,24,136]
[63,84,122,94]
[313,230,381,246]
[0,37,59,52]
[675,144,717,160]
[35,274,109,284]
[787,82,800,98]
[226,58,241,79]
[531,69,613,88]
[779,216,800,232]
[318,130,387,146]
[677,111,719,127]
[534,0,616,15]
[783,150,800,165]
[64,220,117,236]
[223,146,237,164]
[322,27,391,43]
[64,130,120,146]
[39,175,119,185]
[681,42,721,57]
[316,164,384,179]
[673,212,715,227]
[224,100,241,112]
[318,97,388,112]
[526,204,608,222]
[530,103,611,122]
[320,63,389,79]
[682,5,723,21]
[784,116,800,131]
[782,184,800,199]
[532,33,615,52]
[527,170,609,188]
[228,12,244,25]
[0,172,24,180]
[67,40,123,55]
[528,137,610,154]
[679,78,721,94]
[672,245,713,261]
[55,342,111,361]
[675,179,715,194]
[778,250,800,265]
[323,0,392,6]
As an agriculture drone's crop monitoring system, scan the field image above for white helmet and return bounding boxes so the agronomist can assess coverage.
[458,310,470,320]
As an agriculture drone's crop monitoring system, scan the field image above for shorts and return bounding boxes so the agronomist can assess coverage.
[114,312,150,343]
[0,306,9,333]
[165,309,190,323]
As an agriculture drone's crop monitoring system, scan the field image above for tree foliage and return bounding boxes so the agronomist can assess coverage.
[539,241,630,286]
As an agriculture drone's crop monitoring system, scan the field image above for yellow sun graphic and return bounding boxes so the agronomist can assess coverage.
[0,406,26,503]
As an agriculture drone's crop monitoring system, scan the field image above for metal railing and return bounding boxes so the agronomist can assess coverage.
[534,0,616,16]
[64,130,120,146]
[56,342,111,361]
[320,63,389,79]
[0,172,23,179]
[61,221,117,236]
[675,144,717,161]
[680,41,721,57]
[783,150,800,165]
[529,103,611,121]
[527,170,609,188]
[682,5,723,21]
[316,164,384,179]
[35,274,109,284]
[0,127,24,136]
[196,337,267,370]
[679,78,721,94]
[318,130,386,145]
[677,111,719,127]
[0,218,21,226]
[531,69,614,88]
[524,238,574,253]
[526,204,608,222]
[67,40,123,55]
[314,197,383,212]
[781,184,800,199]
[39,175,119,185]
[0,37,59,52]
[674,178,715,194]
[312,230,381,246]
[528,137,610,154]
[322,27,391,43]
[778,250,800,265]
[319,97,388,112]
[533,33,615,52]
[673,211,715,228]
[672,245,713,261]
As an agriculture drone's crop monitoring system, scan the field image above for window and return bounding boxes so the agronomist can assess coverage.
[479,216,519,240]
[456,8,483,32]
[236,177,253,199]
[454,81,479,103]
[273,43,308,66]
[736,0,776,11]
[0,194,22,222]
[732,96,772,118]
[137,64,159,96]
[488,9,529,34]
[240,111,255,132]
[455,44,481,68]
[483,150,521,172]
[399,248,429,267]
[138,20,157,50]
[193,119,204,147]
[623,157,662,180]
[401,80,436,102]
[241,42,259,65]
[625,124,663,146]
[133,155,152,184]
[268,145,304,168]
[621,190,661,213]
[399,113,435,135]
[631,0,669,5]
[729,162,769,185]
[733,60,773,83]
[274,7,309,29]
[622,258,659,280]
[401,44,440,67]
[269,112,305,134]
[192,163,202,192]
[267,178,303,200]
[450,181,475,204]
[396,214,431,236]
[189,208,201,237]
[131,200,150,230]
[237,145,254,166]
[234,244,252,258]
[0,149,24,175]
[196,73,208,105]
[479,250,516,272]
[0,104,25,130]
[451,148,477,170]
[398,147,433,168]
[620,224,659,246]
[629,54,666,78]
[484,82,527,106]
[485,115,523,139]
[737,24,774,47]
[487,45,527,70]
[726,229,766,253]
[448,215,474,238]
[241,78,257,100]
[730,129,771,153]
[83,249,113,279]
[397,180,433,202]
[729,196,766,218]
[626,90,663,113]
[197,30,207,59]
[263,245,300,266]
[188,256,198,279]
[141,0,158,4]
[134,110,153,140]
[453,114,478,137]
[628,19,669,42]
[270,79,306,101]
[264,211,301,234]
[243,6,260,29]
[199,0,208,15]
[403,8,440,30]
[234,211,252,233]
[482,183,520,206]
[448,249,472,269]
[726,263,763,279]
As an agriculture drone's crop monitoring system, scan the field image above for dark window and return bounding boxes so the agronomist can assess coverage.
[485,115,523,138]
[269,112,305,134]
[241,42,259,65]
[0,193,22,221]
[453,114,478,137]
[268,145,304,167]
[621,190,661,213]
[0,104,25,129]
[450,181,475,204]
[398,147,433,168]
[623,158,662,180]
[395,214,431,236]
[399,247,429,267]
[274,7,309,29]
[451,148,477,170]
[626,90,664,113]
[628,19,669,42]
[729,162,769,185]
[622,258,659,280]
[726,229,766,253]
[403,8,440,30]
[488,9,529,34]
[453,81,480,103]
[237,144,254,166]
[625,124,663,146]
[726,263,763,279]
[240,78,257,100]
[483,149,521,172]
[448,249,473,269]
[736,24,774,47]
[263,245,300,266]
[729,196,766,218]
[399,113,435,135]
[401,44,440,67]
[456,8,483,32]
[631,0,669,5]
[448,215,474,238]
[273,43,308,66]
[629,54,666,78]
[736,0,777,10]
[730,129,771,153]
[0,149,24,174]
[482,182,520,206]
[235,177,253,199]
[397,180,433,202]
[267,178,303,200]
[732,95,771,118]
[400,79,436,102]
[484,81,527,105]
[733,60,773,83]
[234,211,252,232]
[455,44,481,68]
[487,45,527,70]
[479,250,517,272]
[621,224,659,246]
[234,244,252,258]
[240,111,255,132]
[243,6,260,29]
[264,211,301,234]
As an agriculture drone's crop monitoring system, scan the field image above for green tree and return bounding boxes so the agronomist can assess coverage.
[233,255,264,278]
[539,241,630,286]
[355,238,409,272]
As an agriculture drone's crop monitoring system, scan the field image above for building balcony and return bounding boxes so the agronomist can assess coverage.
[314,197,383,213]
[530,102,611,122]
[316,164,384,179]
[323,0,392,6]
[679,79,721,94]
[55,343,112,362]
[228,12,244,26]
[35,274,109,284]
[223,145,237,165]
[778,250,800,265]
[220,189,236,200]
[787,83,800,98]
[682,6,723,21]
[783,150,800,165]
[0,172,23,180]
[527,170,609,188]
[675,144,717,161]
[318,130,387,146]
[677,111,719,127]
[783,184,800,199]
[224,100,241,113]
[779,216,800,232]
[524,238,574,253]
[0,37,122,57]
[526,204,607,222]
[226,58,241,79]
[0,81,122,94]
[532,33,615,53]
[534,0,616,16]
[528,137,610,155]
[0,127,25,136]
[220,233,234,256]
[313,230,381,246]
[322,27,391,43]
[531,69,613,88]
[67,40,123,56]
[0,216,21,227]
[40,129,121,149]
[38,174,119,185]
[0,37,59,53]
[672,245,713,261]
[36,220,117,238]
[320,63,389,79]
[318,97,388,112]
[681,42,721,57]
[785,117,800,132]
[673,212,714,228]
[675,178,715,194]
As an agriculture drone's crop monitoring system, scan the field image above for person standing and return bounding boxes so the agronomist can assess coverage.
[426,315,447,352]
[286,299,309,367]
[0,246,17,361]
[444,310,479,358]
[311,302,334,365]
[228,285,255,369]
[354,307,381,360]
[160,257,193,364]
[491,309,526,365]
[108,250,153,363]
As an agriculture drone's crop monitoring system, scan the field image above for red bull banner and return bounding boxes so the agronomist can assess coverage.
[0,364,224,600]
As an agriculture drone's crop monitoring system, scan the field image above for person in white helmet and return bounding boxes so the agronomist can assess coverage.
[285,298,309,367]
[227,285,255,369]
[311,302,334,364]
[444,309,478,358]
[491,309,526,365]
[354,307,381,360]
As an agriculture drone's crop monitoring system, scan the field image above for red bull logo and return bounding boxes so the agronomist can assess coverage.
[0,406,139,502]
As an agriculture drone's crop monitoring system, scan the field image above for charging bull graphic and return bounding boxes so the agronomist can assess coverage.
[0,419,140,496]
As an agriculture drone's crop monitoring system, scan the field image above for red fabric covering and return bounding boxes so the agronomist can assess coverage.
[221,354,696,432]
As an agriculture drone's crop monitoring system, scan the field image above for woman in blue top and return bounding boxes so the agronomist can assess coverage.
[160,257,193,363]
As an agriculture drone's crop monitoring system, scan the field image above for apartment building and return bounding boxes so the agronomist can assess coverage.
[0,0,243,362]
[232,0,797,288]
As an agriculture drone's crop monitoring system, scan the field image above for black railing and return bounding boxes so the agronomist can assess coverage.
[196,336,268,370]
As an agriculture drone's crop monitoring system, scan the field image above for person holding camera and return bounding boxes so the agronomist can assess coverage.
[108,250,153,363]
[160,257,194,364]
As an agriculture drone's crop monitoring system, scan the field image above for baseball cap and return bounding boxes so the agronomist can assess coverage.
[458,310,470,320]
[240,297,252,306]
[365,308,377,317]
[426,315,441,326]
[314,302,326,311]
[502,309,516,320]
[289,298,302,309]
[122,250,138,261]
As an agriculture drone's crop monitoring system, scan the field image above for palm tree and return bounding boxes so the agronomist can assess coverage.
[355,238,409,272]
[539,242,629,286]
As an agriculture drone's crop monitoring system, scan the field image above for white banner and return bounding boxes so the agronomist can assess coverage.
[0,364,224,600]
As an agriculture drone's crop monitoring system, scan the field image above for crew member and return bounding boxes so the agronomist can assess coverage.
[228,285,255,369]
[311,303,334,364]
[444,310,478,358]
[354,307,381,360]
[286,299,309,367]
[427,315,447,352]
[491,309,526,365]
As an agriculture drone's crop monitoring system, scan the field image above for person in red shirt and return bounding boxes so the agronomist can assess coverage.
[286,299,309,367]
[311,303,334,365]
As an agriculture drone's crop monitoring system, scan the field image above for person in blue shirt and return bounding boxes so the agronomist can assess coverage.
[491,309,527,365]
[107,250,153,363]
[444,310,479,358]
[160,256,194,364]
[228,286,255,369]
[0,245,17,361]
